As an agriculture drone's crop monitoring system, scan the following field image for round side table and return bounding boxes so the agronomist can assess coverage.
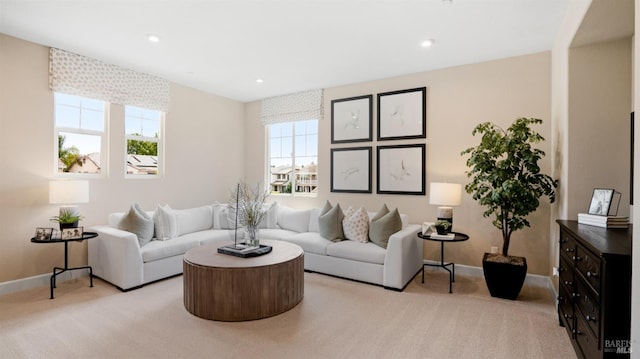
[417,231,469,293]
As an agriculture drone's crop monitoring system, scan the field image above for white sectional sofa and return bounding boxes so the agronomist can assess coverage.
[88,203,423,291]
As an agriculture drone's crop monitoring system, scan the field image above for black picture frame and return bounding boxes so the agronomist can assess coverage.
[376,144,425,195]
[631,112,634,205]
[61,227,84,240]
[331,95,373,144]
[377,87,426,141]
[330,147,372,193]
[34,227,53,241]
[588,188,615,216]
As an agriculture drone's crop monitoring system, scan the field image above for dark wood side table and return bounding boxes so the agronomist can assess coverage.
[31,231,98,299]
[417,231,469,293]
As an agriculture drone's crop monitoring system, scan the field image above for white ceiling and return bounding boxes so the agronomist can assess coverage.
[0,0,571,103]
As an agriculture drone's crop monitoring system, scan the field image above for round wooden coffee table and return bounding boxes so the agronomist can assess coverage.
[183,239,304,321]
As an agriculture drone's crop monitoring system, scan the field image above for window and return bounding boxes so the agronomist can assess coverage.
[125,105,163,176]
[268,119,318,195]
[54,93,106,175]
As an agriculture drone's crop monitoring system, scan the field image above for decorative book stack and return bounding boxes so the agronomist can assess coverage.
[577,213,629,228]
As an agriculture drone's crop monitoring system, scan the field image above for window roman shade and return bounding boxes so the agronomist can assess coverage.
[260,89,323,125]
[49,48,170,112]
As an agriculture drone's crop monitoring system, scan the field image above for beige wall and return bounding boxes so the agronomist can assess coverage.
[245,53,554,275]
[0,34,245,283]
[568,38,632,218]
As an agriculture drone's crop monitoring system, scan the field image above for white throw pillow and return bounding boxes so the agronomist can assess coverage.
[153,204,178,240]
[212,203,235,229]
[342,206,369,243]
[277,205,311,233]
[174,205,213,236]
[259,202,278,229]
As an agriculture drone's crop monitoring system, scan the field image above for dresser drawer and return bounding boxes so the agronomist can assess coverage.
[575,314,599,359]
[559,256,574,288]
[575,245,601,294]
[558,283,574,331]
[560,232,577,262]
[576,280,600,340]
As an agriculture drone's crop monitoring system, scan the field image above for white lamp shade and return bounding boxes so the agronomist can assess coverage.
[429,182,462,206]
[49,180,89,204]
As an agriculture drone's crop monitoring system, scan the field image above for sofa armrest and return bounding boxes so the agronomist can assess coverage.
[382,224,423,290]
[88,225,144,290]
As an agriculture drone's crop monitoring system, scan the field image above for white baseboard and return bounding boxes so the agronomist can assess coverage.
[423,260,555,292]
[0,270,88,297]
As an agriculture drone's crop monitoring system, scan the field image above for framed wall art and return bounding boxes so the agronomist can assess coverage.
[331,147,372,193]
[377,144,425,195]
[377,87,426,141]
[331,95,373,143]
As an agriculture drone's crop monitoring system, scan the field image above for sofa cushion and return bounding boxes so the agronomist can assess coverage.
[118,203,154,247]
[281,232,332,255]
[308,207,322,233]
[342,206,369,243]
[153,204,178,240]
[318,203,344,242]
[326,240,386,265]
[258,228,299,241]
[198,229,238,245]
[212,203,235,229]
[259,202,278,229]
[277,206,311,233]
[140,233,204,262]
[369,208,402,249]
[175,205,213,236]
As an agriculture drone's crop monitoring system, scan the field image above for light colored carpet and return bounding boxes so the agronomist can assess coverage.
[0,270,576,359]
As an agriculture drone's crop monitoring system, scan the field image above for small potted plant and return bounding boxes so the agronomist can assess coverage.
[461,117,557,300]
[434,220,452,235]
[51,209,83,230]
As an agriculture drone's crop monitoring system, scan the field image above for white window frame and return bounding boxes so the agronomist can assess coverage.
[53,92,108,178]
[267,120,318,197]
[124,105,164,178]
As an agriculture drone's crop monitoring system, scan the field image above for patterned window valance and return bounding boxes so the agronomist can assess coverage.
[260,89,324,125]
[49,48,170,112]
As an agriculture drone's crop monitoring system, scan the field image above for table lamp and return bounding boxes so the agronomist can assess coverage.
[49,180,89,219]
[429,182,462,231]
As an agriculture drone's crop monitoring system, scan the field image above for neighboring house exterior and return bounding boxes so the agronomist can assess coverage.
[66,153,101,174]
[64,153,158,175]
[127,155,158,175]
[270,162,317,193]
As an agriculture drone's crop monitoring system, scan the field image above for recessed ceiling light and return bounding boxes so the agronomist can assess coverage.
[147,34,160,43]
[421,39,435,48]
[256,78,264,83]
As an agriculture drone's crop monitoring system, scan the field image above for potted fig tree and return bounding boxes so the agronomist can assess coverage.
[461,117,557,300]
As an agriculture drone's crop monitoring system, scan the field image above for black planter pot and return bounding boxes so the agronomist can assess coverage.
[482,252,527,300]
[59,221,79,230]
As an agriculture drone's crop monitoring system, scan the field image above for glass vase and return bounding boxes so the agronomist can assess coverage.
[245,225,260,248]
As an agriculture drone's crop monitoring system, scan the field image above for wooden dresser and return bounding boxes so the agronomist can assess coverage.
[557,220,631,359]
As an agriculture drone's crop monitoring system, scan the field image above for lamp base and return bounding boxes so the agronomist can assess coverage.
[436,206,453,233]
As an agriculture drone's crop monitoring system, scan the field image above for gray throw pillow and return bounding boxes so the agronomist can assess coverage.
[369,208,402,249]
[119,203,154,247]
[318,203,345,242]
[369,204,390,228]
